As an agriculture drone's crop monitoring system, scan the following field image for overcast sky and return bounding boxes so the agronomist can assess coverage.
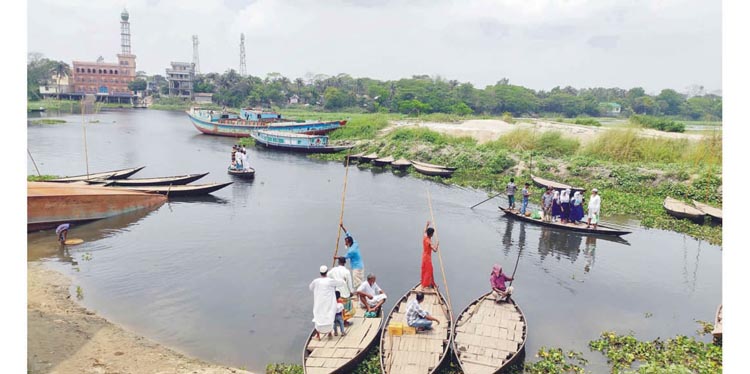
[27,0,721,93]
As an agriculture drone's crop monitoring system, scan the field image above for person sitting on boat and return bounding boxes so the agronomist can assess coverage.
[490,264,514,303]
[406,292,441,332]
[329,257,355,320]
[356,273,387,313]
[541,187,554,222]
[339,224,365,289]
[587,188,601,230]
[56,223,70,243]
[520,183,531,215]
[551,190,561,222]
[309,265,345,340]
[506,178,517,210]
[421,221,439,289]
[560,188,571,223]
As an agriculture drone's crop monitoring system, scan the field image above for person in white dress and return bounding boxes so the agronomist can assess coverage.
[356,273,387,312]
[587,188,601,230]
[328,257,355,315]
[309,265,345,340]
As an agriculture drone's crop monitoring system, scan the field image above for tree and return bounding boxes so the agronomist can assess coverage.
[656,89,685,115]
[49,61,71,99]
[128,78,147,94]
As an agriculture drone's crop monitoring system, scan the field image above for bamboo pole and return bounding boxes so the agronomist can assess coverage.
[426,188,452,309]
[81,100,90,179]
[28,149,42,176]
[331,152,352,267]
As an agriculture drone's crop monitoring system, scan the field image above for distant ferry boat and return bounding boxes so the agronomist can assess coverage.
[250,130,354,153]
[186,107,346,137]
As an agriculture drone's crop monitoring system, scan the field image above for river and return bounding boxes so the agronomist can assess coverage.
[27,109,722,372]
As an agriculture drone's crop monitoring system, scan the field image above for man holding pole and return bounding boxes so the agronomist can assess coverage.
[338,223,364,289]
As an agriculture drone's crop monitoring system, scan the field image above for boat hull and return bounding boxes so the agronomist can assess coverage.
[252,134,354,154]
[48,166,146,182]
[500,208,631,236]
[104,173,209,186]
[187,112,345,137]
[228,167,256,179]
[413,164,454,177]
[109,182,233,197]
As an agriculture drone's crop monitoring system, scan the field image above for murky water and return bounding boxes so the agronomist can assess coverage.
[27,109,722,372]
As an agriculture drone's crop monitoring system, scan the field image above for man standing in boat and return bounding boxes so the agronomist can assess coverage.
[506,178,517,210]
[309,265,345,340]
[541,187,554,222]
[587,188,601,230]
[339,224,365,289]
[329,257,355,318]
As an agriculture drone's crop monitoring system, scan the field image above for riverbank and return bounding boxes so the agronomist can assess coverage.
[28,262,253,374]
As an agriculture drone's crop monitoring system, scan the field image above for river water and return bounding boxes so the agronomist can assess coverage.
[27,109,722,372]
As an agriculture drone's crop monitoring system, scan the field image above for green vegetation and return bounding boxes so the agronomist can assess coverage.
[630,115,686,133]
[573,117,602,127]
[27,175,60,181]
[29,119,66,125]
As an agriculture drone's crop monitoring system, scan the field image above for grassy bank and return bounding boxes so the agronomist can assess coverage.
[29,119,66,125]
[28,99,136,113]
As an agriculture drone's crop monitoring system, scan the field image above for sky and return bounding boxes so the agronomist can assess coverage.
[27,0,721,93]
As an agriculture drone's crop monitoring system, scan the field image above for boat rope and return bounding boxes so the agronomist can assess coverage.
[331,150,352,267]
[27,149,41,176]
[426,188,453,310]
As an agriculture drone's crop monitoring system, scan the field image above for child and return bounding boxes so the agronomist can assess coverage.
[334,291,346,336]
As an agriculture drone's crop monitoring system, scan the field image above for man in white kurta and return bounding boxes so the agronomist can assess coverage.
[356,273,387,312]
[309,265,345,339]
[587,188,602,230]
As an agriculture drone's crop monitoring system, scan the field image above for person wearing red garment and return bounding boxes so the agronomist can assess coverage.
[421,221,439,289]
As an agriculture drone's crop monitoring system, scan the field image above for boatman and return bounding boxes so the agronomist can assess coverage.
[56,223,70,244]
[339,223,365,289]
[309,265,345,340]
[586,188,601,230]
[506,178,517,210]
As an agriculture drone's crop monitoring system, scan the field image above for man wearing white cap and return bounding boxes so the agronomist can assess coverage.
[587,188,601,230]
[309,265,345,340]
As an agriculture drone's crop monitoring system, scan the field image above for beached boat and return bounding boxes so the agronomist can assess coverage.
[380,284,453,374]
[28,182,166,232]
[411,160,457,172]
[453,293,527,374]
[712,304,722,341]
[186,107,346,137]
[391,159,412,171]
[228,167,255,179]
[663,197,705,222]
[530,174,584,192]
[693,200,722,224]
[500,208,631,236]
[47,166,145,182]
[303,306,384,374]
[360,153,378,163]
[250,130,353,153]
[373,156,395,167]
[413,163,454,178]
[347,152,366,164]
[95,173,209,187]
[108,182,233,197]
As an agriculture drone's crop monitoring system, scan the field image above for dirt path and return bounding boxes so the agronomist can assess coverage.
[28,262,253,374]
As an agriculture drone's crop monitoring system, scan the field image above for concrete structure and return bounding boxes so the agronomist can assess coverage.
[166,62,195,98]
[39,74,70,97]
[193,93,213,104]
[289,94,299,104]
[239,33,247,76]
[69,9,136,102]
[192,35,200,75]
[599,102,622,116]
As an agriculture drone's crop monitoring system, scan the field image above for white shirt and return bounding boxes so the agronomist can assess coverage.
[328,265,354,298]
[309,277,345,327]
[336,302,344,314]
[588,194,601,214]
[356,281,382,298]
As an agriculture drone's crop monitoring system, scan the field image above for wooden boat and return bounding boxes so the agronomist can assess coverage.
[663,197,705,222]
[347,152,366,163]
[500,208,631,236]
[413,164,454,178]
[303,305,384,374]
[251,130,354,153]
[453,293,527,374]
[96,173,209,187]
[108,182,233,197]
[29,107,46,113]
[187,107,346,137]
[228,167,256,179]
[380,284,453,374]
[27,182,166,232]
[48,166,145,182]
[712,304,722,341]
[360,153,378,163]
[530,174,584,192]
[411,160,457,172]
[391,159,412,171]
[692,200,722,223]
[373,156,395,167]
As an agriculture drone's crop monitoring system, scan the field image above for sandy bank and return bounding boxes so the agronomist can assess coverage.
[28,262,253,374]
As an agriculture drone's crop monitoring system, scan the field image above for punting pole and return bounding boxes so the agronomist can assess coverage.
[470,191,504,209]
[81,100,90,179]
[507,241,523,288]
[426,188,453,309]
[331,150,352,267]
[28,149,41,176]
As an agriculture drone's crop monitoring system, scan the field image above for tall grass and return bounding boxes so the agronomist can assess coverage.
[327,114,391,140]
[582,129,721,166]
[492,129,580,157]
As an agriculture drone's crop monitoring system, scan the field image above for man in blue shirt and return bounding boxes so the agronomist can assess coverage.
[338,223,365,289]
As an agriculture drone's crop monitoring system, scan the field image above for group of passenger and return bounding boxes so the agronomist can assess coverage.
[230,145,249,170]
[505,178,602,230]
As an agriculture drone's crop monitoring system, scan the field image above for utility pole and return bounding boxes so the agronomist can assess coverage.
[192,35,200,75]
[239,33,247,76]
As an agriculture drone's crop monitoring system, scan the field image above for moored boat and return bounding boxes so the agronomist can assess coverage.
[95,172,209,187]
[530,174,584,192]
[303,306,383,374]
[250,130,354,153]
[692,200,722,224]
[380,284,453,374]
[413,163,454,178]
[453,293,527,374]
[373,156,395,167]
[663,197,705,222]
[347,152,366,163]
[712,304,722,341]
[48,166,145,182]
[28,182,167,232]
[187,107,346,137]
[391,158,412,171]
[411,160,457,172]
[360,153,378,163]
[500,208,631,236]
[108,182,233,197]
[228,167,256,179]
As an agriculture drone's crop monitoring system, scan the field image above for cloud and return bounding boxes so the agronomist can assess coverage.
[587,35,620,49]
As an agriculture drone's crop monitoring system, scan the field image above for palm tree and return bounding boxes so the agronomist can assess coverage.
[49,61,71,100]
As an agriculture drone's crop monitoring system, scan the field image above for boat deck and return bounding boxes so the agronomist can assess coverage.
[305,307,382,374]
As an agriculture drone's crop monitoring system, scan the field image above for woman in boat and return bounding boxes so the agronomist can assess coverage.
[551,190,561,222]
[421,221,439,289]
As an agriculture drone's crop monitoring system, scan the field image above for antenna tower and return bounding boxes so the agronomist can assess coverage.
[239,33,247,76]
[192,35,200,75]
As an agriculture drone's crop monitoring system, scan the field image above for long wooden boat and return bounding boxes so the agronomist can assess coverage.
[413,164,454,178]
[380,284,454,374]
[530,174,584,192]
[187,108,346,137]
[108,182,233,197]
[712,304,722,341]
[48,166,145,182]
[663,197,705,222]
[360,153,378,163]
[347,152,366,163]
[411,160,457,172]
[96,172,209,187]
[303,304,384,374]
[500,208,631,236]
[228,167,256,179]
[453,293,527,374]
[28,182,166,232]
[251,130,354,153]
[373,156,395,167]
[692,200,722,223]
[391,159,412,171]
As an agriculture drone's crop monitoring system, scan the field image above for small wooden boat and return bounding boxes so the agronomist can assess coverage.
[48,166,146,182]
[663,197,705,222]
[413,164,454,178]
[251,130,354,153]
[360,153,378,163]
[373,156,395,167]
[712,304,722,341]
[411,160,457,172]
[108,182,233,197]
[693,201,722,224]
[391,159,412,171]
[96,172,209,187]
[380,284,453,374]
[453,293,527,374]
[228,167,256,179]
[303,305,384,374]
[500,208,631,236]
[530,174,584,192]
[347,152,366,163]
[29,107,46,113]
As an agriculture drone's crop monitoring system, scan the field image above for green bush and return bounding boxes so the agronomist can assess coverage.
[631,114,685,133]
[573,117,601,126]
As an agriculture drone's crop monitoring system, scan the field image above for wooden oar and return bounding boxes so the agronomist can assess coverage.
[470,191,504,209]
[331,151,352,267]
[426,188,452,309]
